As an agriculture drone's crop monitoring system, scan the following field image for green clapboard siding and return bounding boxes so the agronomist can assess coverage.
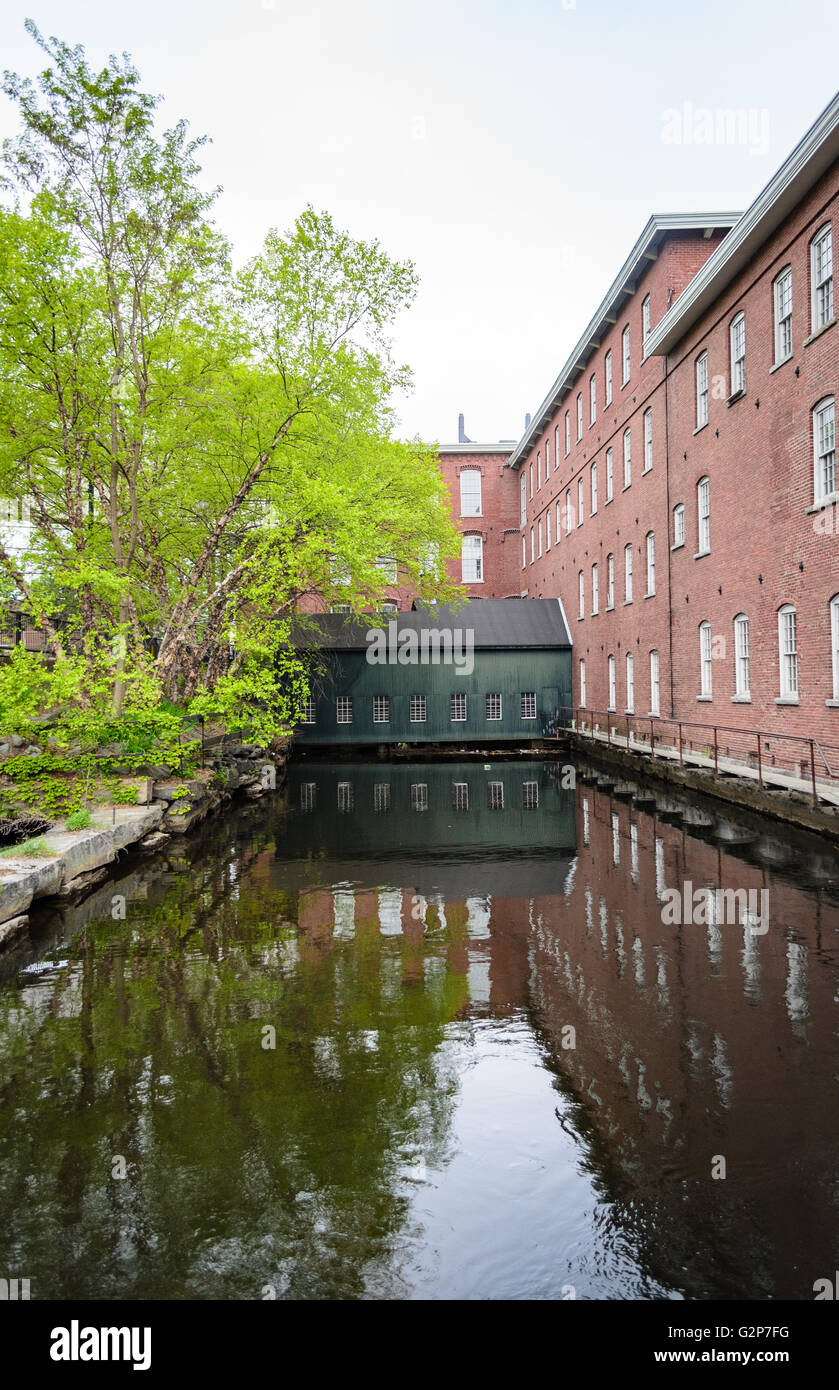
[296,648,572,745]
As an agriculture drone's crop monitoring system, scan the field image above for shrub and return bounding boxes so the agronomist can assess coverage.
[65,808,93,831]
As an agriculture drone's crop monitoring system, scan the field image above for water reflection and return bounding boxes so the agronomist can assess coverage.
[0,760,837,1300]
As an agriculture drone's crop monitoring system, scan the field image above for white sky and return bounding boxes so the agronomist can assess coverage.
[1,0,837,446]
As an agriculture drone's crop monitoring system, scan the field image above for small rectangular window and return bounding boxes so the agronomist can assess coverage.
[374,783,391,813]
[523,781,539,809]
[487,781,504,810]
[411,782,428,812]
[337,781,354,812]
[301,697,316,724]
[452,782,469,811]
[336,696,353,724]
[450,692,467,722]
[301,782,317,811]
[372,695,390,723]
[485,693,502,720]
[409,694,427,723]
[520,691,536,720]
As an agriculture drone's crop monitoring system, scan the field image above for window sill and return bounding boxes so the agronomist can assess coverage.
[607,706,616,714]
[806,493,839,515]
[623,599,633,607]
[726,387,746,407]
[693,422,708,436]
[803,317,836,348]
[605,603,614,612]
[577,615,585,622]
[622,483,631,493]
[647,710,660,718]
[644,591,656,600]
[624,709,635,716]
[774,696,799,706]
[769,354,792,374]
[671,541,685,551]
[694,548,711,559]
[642,465,652,475]
[826,699,839,708]
[604,496,613,506]
[731,695,752,704]
[696,695,713,702]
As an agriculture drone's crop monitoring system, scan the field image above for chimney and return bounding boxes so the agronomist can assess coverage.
[457,413,473,444]
[524,412,531,431]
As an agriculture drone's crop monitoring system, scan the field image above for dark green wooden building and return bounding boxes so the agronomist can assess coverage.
[293,599,572,747]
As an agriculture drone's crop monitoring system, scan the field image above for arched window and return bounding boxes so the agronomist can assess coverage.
[623,427,631,487]
[699,621,712,698]
[591,460,598,513]
[604,349,613,405]
[642,294,652,353]
[729,312,746,395]
[625,652,634,713]
[810,222,833,332]
[831,595,839,703]
[608,654,616,710]
[459,468,482,517]
[589,373,596,425]
[813,397,836,503]
[773,266,792,363]
[621,324,631,384]
[645,532,655,595]
[778,604,798,701]
[734,614,750,698]
[576,392,583,440]
[649,650,660,717]
[591,561,599,614]
[697,476,710,553]
[579,658,587,707]
[605,447,614,501]
[578,569,585,619]
[624,542,633,602]
[606,553,614,609]
[462,534,483,583]
[696,351,709,428]
[520,471,527,527]
[673,502,685,548]
[643,408,653,471]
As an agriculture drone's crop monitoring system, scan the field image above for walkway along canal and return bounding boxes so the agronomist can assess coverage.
[0,758,837,1299]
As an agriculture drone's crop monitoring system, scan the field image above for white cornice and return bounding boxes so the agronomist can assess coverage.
[505,212,741,471]
[438,442,515,455]
[645,90,839,357]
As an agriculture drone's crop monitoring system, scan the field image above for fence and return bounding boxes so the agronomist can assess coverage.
[555,705,839,809]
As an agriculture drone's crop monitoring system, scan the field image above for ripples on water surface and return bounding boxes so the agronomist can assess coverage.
[0,759,838,1300]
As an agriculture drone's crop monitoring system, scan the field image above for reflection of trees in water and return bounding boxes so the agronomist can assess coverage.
[0,816,467,1300]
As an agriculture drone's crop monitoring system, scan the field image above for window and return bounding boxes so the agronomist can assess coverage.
[578,568,585,619]
[450,692,467,722]
[520,472,527,527]
[486,693,502,721]
[577,476,584,525]
[591,561,599,614]
[814,397,836,502]
[608,654,616,709]
[697,477,710,553]
[606,552,614,608]
[699,621,712,698]
[605,349,613,405]
[811,223,833,331]
[649,650,660,717]
[622,325,631,384]
[624,542,633,602]
[374,783,391,813]
[300,782,316,812]
[521,535,526,569]
[332,604,350,614]
[521,691,536,720]
[831,595,839,702]
[411,783,428,812]
[579,658,587,706]
[591,461,598,513]
[546,508,551,550]
[487,781,504,810]
[774,267,793,363]
[410,694,427,723]
[642,294,651,353]
[538,517,543,556]
[462,534,483,582]
[556,500,562,544]
[337,781,354,813]
[565,410,571,456]
[530,526,535,563]
[778,605,798,700]
[643,409,652,471]
[646,531,655,595]
[623,428,631,488]
[382,603,397,613]
[372,695,390,723]
[605,447,614,501]
[565,488,573,534]
[337,696,353,724]
[459,469,482,517]
[452,782,469,811]
[376,555,397,582]
[552,430,557,471]
[734,614,750,698]
[523,781,539,810]
[301,697,316,724]
[576,392,583,440]
[673,502,685,548]
[546,438,551,474]
[625,652,634,713]
[730,312,746,395]
[590,373,596,424]
[529,462,534,499]
[536,452,541,490]
[696,351,709,428]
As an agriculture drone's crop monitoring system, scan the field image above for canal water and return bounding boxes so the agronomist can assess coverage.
[1,758,838,1301]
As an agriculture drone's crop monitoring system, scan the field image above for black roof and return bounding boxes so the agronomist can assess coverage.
[291,598,572,651]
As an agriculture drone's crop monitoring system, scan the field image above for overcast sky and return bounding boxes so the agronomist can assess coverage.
[2,0,837,446]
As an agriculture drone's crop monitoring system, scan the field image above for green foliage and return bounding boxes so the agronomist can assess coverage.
[65,808,93,830]
[110,786,138,806]
[0,835,55,858]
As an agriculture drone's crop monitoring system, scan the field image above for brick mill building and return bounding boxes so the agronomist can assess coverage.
[443,91,839,747]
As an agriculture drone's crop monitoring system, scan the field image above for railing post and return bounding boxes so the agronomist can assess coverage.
[713,726,718,778]
[810,740,817,808]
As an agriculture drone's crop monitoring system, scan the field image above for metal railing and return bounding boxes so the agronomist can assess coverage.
[555,705,839,809]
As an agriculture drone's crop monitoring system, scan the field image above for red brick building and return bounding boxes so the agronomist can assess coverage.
[493,92,839,746]
[436,429,521,600]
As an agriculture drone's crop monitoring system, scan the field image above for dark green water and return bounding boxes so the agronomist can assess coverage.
[0,759,838,1300]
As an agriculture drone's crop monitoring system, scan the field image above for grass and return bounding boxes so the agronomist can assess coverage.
[0,836,57,859]
[65,808,93,831]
